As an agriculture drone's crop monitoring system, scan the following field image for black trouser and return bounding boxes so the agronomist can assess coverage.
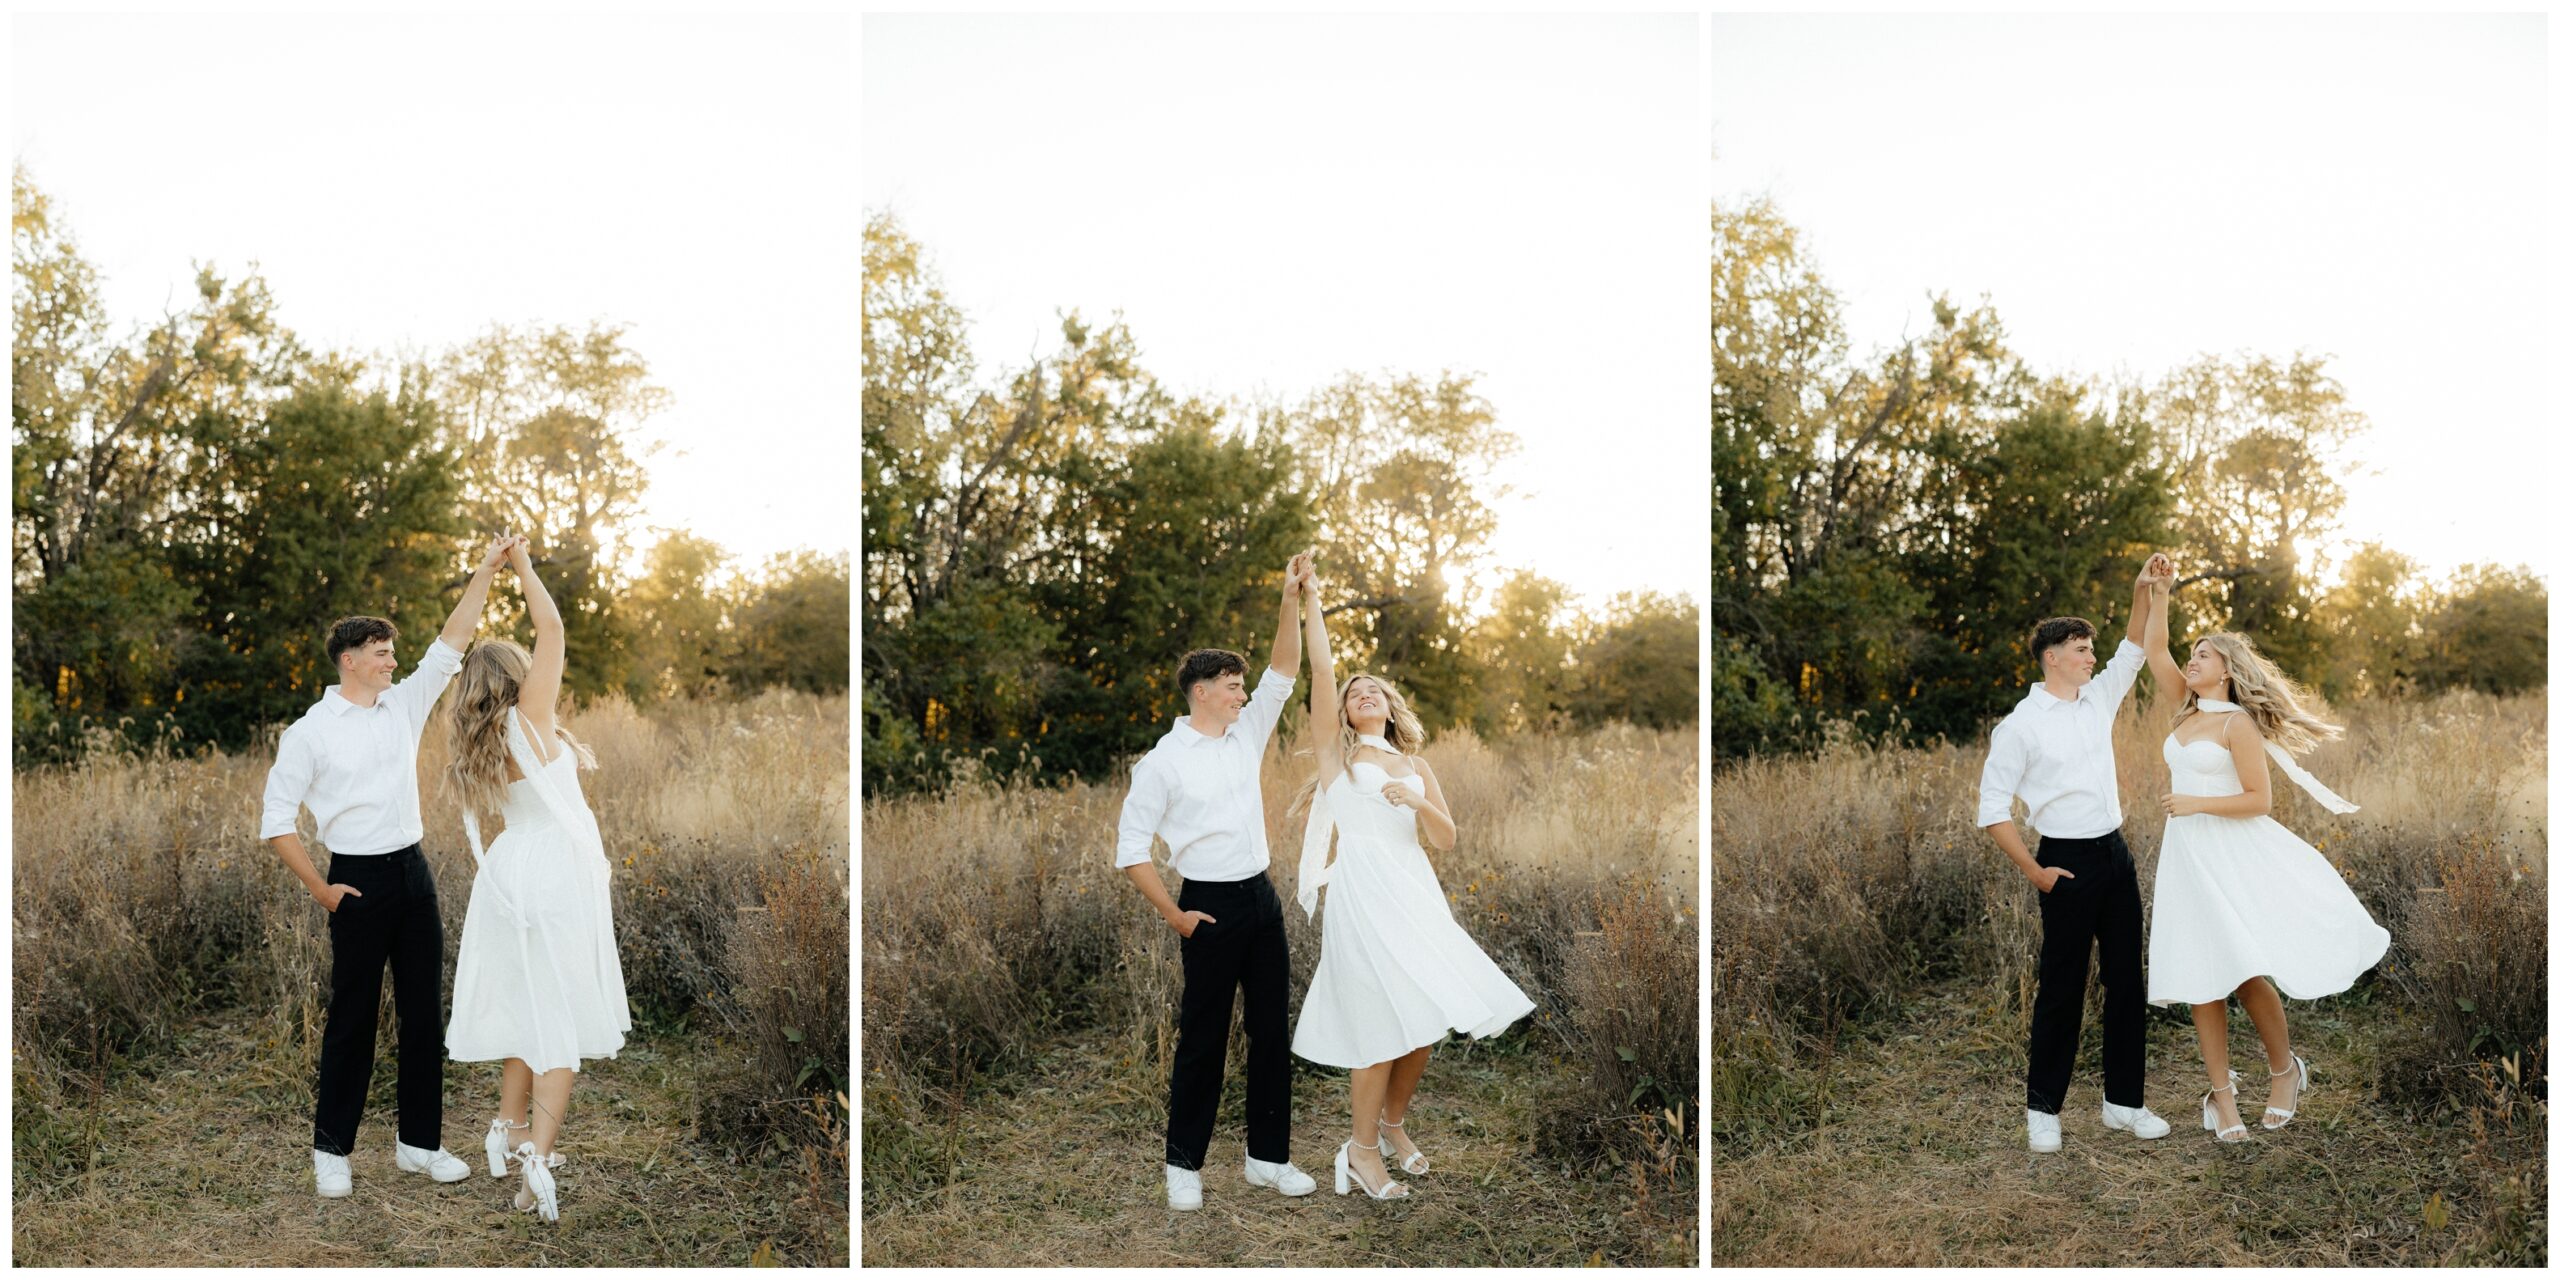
[1164,871,1292,1169]
[2026,828,2147,1114]
[313,844,446,1155]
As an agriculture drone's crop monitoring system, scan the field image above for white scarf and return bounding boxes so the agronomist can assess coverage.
[1295,734,1405,918]
[2194,698,2359,814]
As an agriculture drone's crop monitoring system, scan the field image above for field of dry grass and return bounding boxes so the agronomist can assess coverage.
[1710,689,2547,1266]
[11,690,851,1266]
[861,723,1702,1266]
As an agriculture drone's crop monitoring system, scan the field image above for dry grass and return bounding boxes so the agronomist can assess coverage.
[1710,688,2547,1265]
[860,722,1701,1265]
[11,690,851,1265]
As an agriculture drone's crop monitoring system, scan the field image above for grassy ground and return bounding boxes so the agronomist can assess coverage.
[861,1020,1696,1267]
[1712,980,2545,1266]
[11,1013,849,1267]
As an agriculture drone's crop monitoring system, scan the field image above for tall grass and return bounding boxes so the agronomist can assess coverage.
[1710,688,2548,1155]
[859,723,1701,1211]
[11,689,850,1181]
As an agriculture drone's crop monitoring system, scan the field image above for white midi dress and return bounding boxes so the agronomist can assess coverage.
[1291,757,1535,1068]
[2146,723,2389,1007]
[446,709,632,1073]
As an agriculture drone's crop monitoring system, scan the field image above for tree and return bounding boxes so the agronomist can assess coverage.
[13,165,306,755]
[2152,353,2365,685]
[623,530,733,700]
[1287,371,1514,725]
[1028,422,1314,779]
[167,370,465,747]
[437,322,667,696]
[1570,592,1700,730]
[731,550,851,697]
[1898,388,2176,737]
[2315,542,2427,701]
[1464,570,1578,736]
[2417,564,2547,696]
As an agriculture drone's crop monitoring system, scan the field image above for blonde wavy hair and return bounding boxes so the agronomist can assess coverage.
[444,639,596,821]
[2172,631,2346,756]
[1286,672,1428,821]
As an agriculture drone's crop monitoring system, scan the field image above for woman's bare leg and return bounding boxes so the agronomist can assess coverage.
[500,1058,533,1128]
[514,1067,576,1210]
[2193,997,2241,1132]
[529,1067,576,1156]
[1379,1043,1433,1165]
[2232,976,2298,1112]
[1345,1064,1401,1194]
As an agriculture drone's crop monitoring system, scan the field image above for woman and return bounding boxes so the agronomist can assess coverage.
[443,537,632,1220]
[2139,555,2388,1143]
[1288,566,1535,1200]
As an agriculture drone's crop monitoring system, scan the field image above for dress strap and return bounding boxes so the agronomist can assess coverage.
[2193,698,2358,814]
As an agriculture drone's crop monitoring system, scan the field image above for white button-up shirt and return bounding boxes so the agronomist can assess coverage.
[1114,666,1296,882]
[1975,638,2146,839]
[259,638,467,855]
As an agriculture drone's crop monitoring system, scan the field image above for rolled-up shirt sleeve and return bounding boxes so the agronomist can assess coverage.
[1237,667,1296,756]
[389,637,468,732]
[259,726,315,841]
[1975,722,2026,828]
[2087,637,2147,716]
[1114,757,1172,869]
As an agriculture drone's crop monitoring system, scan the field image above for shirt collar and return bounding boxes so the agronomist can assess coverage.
[1169,715,1234,747]
[2024,682,2083,711]
[322,685,377,716]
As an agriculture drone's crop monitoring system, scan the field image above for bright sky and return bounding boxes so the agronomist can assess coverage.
[1714,12,2552,590]
[12,12,854,572]
[862,12,1706,616]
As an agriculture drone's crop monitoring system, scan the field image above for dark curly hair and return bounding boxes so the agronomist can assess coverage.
[1175,648,1248,702]
[2028,616,2096,671]
[326,616,399,668]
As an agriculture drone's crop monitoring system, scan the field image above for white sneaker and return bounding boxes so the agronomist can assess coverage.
[313,1149,352,1198]
[2025,1108,2061,1153]
[1164,1163,1203,1211]
[2100,1099,2171,1139]
[1243,1154,1316,1196]
[394,1140,471,1183]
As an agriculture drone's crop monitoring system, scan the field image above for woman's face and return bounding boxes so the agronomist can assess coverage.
[1344,678,1389,730]
[2183,642,2229,692]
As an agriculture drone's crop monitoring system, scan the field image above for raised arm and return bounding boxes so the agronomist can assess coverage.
[2141,556,2189,704]
[1267,555,1304,680]
[439,534,517,652]
[1304,566,1342,786]
[511,539,567,745]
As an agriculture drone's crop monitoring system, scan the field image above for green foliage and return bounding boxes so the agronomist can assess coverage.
[1571,592,1701,731]
[730,551,852,696]
[2317,542,2428,701]
[1710,195,2538,764]
[2417,564,2548,696]
[9,165,841,760]
[1028,423,1316,781]
[858,212,1696,794]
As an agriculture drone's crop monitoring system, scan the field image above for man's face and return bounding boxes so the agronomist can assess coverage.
[342,639,398,691]
[2044,636,2097,688]
[1190,672,1248,725]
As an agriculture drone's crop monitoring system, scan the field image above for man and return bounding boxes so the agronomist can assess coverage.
[1115,552,1320,1210]
[262,533,520,1198]
[1977,554,2178,1153]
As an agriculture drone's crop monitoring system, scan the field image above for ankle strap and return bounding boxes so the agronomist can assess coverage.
[1378,1118,1405,1129]
[1350,1137,1383,1151]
